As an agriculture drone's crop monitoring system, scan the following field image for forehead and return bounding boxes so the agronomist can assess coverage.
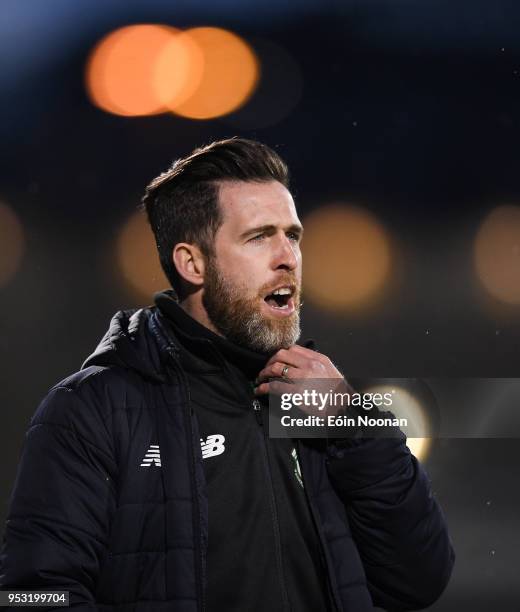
[217,180,300,231]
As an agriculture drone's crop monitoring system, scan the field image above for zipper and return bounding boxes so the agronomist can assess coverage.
[296,440,341,612]
[252,397,263,425]
[168,348,206,612]
[252,397,291,612]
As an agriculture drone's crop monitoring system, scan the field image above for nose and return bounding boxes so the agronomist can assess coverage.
[272,233,299,271]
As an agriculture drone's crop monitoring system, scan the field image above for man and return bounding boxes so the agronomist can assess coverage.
[0,138,454,611]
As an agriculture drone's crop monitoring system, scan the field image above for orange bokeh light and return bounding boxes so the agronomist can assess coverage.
[302,204,392,311]
[153,30,205,110]
[0,201,25,288]
[115,210,168,298]
[171,27,259,120]
[474,205,520,304]
[365,385,433,462]
[86,24,259,121]
[86,24,182,117]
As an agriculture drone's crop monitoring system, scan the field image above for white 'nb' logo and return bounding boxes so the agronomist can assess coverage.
[200,434,226,459]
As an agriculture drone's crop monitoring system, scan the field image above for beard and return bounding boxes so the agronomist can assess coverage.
[202,256,301,354]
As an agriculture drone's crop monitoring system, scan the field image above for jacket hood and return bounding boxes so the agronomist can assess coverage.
[81,307,171,383]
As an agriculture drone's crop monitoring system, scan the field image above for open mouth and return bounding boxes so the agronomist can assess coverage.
[263,286,295,314]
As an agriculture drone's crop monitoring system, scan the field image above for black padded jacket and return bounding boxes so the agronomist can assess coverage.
[0,302,454,611]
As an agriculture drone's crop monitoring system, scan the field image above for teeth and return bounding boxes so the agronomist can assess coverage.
[273,287,291,296]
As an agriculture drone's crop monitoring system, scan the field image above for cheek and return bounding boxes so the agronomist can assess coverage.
[219,251,264,287]
[294,251,303,278]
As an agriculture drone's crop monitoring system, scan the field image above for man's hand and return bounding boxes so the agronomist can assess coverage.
[254,345,344,394]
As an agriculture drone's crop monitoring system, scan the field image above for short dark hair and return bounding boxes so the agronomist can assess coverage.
[142,137,290,297]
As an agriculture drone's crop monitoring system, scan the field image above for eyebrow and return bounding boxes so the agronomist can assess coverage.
[239,223,304,240]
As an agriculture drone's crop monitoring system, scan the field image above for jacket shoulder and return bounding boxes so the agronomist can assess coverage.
[51,364,140,396]
[30,365,147,451]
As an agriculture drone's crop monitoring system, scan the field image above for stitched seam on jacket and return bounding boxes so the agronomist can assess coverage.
[116,498,192,507]
[28,421,115,465]
[358,524,446,569]
[108,547,194,556]
[337,579,367,590]
[55,383,117,456]
[98,597,198,606]
[310,487,332,499]
[327,533,353,543]
[57,374,115,446]
[6,513,107,547]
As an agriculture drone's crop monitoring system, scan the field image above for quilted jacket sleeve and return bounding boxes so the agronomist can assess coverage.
[326,432,455,611]
[0,383,117,610]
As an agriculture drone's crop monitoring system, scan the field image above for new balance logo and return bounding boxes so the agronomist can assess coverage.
[201,434,226,460]
[140,444,161,467]
[140,436,225,467]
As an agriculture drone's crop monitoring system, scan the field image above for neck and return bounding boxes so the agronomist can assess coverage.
[178,293,224,338]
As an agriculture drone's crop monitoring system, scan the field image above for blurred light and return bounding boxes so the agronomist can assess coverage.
[406,438,431,461]
[115,210,168,298]
[172,27,259,120]
[0,201,25,288]
[86,24,182,117]
[153,30,205,110]
[302,204,391,311]
[365,384,433,462]
[474,205,520,304]
[86,25,259,121]
[225,38,303,129]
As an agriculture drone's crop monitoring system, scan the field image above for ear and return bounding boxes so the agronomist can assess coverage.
[172,242,206,288]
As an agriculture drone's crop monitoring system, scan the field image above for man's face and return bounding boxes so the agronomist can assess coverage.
[202,180,303,353]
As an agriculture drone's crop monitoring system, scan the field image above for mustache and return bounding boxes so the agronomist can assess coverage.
[260,276,301,295]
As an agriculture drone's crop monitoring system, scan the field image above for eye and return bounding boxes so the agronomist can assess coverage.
[286,231,300,242]
[249,233,266,242]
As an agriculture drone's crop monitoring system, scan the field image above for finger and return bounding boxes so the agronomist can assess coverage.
[290,344,325,361]
[265,347,308,369]
[257,361,300,383]
[256,362,281,382]
[254,381,270,395]
[254,379,289,396]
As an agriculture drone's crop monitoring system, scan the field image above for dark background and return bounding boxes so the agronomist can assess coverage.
[1,1,520,610]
